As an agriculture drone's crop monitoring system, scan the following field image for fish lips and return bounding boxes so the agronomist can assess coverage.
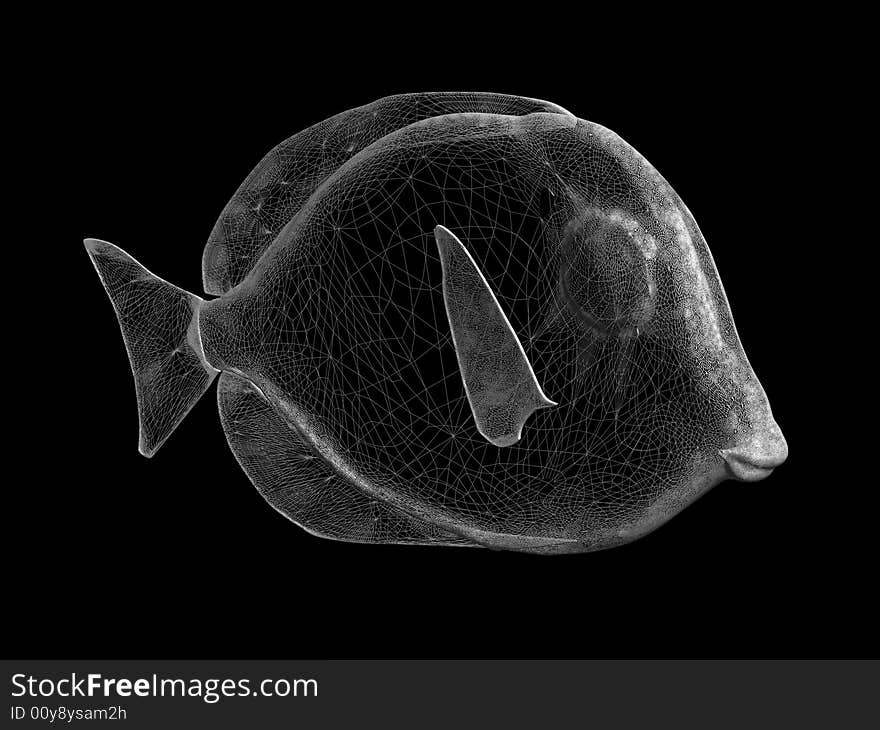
[720,434,788,482]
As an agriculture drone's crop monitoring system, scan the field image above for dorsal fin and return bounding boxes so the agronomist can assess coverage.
[203,92,574,295]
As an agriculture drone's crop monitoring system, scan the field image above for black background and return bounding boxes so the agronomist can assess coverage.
[10,23,870,660]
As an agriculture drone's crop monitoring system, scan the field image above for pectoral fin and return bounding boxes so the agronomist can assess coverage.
[434,225,557,447]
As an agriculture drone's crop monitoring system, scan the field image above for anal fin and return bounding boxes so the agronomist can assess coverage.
[217,372,472,546]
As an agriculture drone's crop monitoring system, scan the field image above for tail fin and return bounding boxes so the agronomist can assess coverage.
[84,239,219,457]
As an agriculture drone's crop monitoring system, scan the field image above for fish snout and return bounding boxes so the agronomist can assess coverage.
[720,419,788,483]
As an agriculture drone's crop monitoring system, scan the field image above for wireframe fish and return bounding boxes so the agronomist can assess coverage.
[86,92,787,554]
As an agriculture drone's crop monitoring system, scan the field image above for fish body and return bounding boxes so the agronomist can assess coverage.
[86,92,787,554]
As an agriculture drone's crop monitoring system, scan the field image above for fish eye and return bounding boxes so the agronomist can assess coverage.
[557,212,657,338]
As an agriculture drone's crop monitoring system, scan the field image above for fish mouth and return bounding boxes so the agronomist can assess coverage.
[720,447,786,482]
